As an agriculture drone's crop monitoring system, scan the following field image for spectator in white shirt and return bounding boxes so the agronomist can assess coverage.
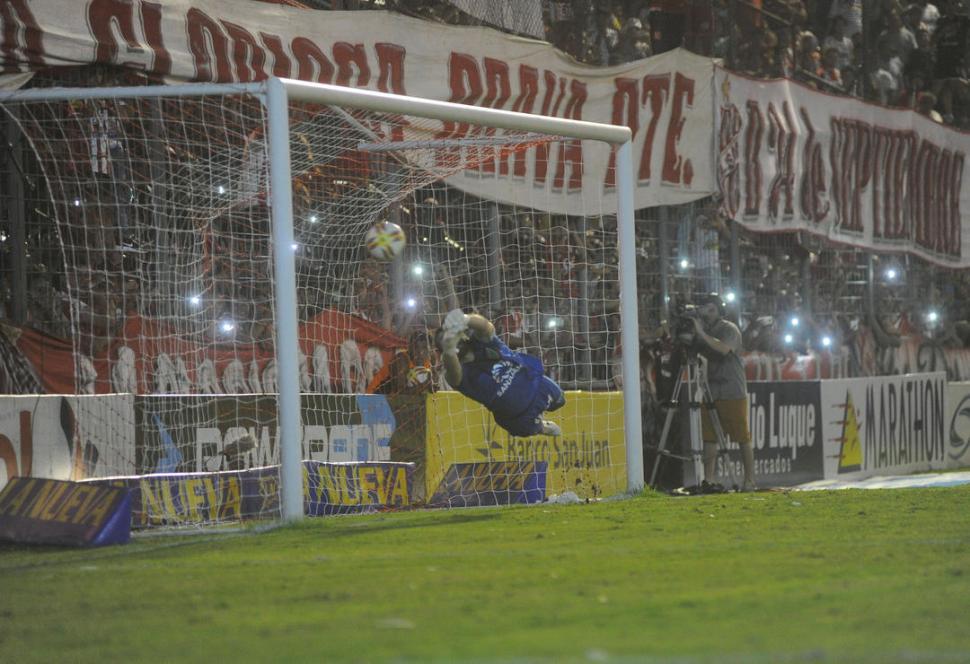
[828,0,863,37]
[823,15,855,69]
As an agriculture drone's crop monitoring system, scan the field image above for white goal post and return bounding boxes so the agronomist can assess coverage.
[0,76,642,523]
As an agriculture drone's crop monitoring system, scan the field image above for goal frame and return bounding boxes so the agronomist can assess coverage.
[0,77,643,520]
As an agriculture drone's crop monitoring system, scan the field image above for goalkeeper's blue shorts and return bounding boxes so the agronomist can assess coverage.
[494,376,565,437]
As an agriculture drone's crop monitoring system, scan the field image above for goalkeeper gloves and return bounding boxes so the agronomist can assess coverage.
[440,331,462,354]
[442,308,469,336]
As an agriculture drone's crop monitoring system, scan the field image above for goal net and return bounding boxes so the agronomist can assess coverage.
[0,79,640,526]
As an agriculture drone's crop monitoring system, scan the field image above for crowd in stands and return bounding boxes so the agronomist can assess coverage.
[6,0,970,399]
[343,0,970,379]
[541,0,970,128]
[539,0,970,370]
[275,1,970,130]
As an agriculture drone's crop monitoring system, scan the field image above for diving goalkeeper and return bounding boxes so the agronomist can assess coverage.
[435,308,566,437]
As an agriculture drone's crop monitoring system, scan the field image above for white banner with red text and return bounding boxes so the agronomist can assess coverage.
[14,310,404,396]
[716,67,970,267]
[0,0,716,213]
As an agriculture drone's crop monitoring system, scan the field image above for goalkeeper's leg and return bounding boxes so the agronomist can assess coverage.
[537,377,565,435]
[544,376,566,412]
[495,410,561,438]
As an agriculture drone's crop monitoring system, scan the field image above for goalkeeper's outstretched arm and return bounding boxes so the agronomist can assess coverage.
[438,309,494,386]
[442,346,463,387]
[466,313,494,342]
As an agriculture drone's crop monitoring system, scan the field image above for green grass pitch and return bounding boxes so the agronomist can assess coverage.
[2,486,969,663]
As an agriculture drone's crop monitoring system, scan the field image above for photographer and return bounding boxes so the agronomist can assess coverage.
[685,293,757,492]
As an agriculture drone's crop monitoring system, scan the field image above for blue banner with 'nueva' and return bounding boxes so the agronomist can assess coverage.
[89,461,414,528]
[0,477,131,547]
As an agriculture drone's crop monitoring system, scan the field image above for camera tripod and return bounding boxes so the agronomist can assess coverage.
[648,349,736,490]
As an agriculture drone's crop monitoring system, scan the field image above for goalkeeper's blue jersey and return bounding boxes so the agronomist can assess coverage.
[457,334,544,419]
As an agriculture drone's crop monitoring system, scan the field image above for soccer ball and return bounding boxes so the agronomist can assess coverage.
[364,221,406,261]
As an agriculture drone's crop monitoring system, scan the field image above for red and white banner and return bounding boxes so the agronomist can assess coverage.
[742,325,970,383]
[15,310,404,396]
[0,0,717,213]
[717,67,970,267]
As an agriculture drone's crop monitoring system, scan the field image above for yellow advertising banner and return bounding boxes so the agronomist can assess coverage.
[425,391,626,500]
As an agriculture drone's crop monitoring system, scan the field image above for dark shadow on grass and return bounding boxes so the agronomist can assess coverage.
[0,528,254,571]
[0,509,505,569]
[289,508,505,539]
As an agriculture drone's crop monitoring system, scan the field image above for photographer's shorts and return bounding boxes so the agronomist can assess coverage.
[701,397,751,445]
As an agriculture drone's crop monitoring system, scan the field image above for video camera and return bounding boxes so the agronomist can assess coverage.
[673,303,703,345]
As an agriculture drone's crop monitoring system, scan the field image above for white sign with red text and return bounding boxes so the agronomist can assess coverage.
[0,0,716,213]
[716,68,970,267]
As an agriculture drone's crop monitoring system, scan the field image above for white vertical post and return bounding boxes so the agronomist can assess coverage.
[266,77,304,521]
[615,141,644,492]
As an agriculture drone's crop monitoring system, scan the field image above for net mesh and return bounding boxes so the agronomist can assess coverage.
[1,84,629,525]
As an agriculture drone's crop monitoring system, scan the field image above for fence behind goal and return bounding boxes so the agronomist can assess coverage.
[0,78,641,526]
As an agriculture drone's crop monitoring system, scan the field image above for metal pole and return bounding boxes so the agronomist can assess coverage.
[486,202,501,315]
[577,214,591,385]
[616,141,644,493]
[801,252,812,316]
[659,208,671,322]
[281,80,630,144]
[867,254,875,318]
[0,80,631,144]
[0,82,265,103]
[388,167,405,328]
[266,78,304,522]
[730,220,742,327]
[145,99,177,319]
[2,108,27,324]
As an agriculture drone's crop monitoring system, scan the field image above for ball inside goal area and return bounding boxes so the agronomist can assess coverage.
[364,221,406,261]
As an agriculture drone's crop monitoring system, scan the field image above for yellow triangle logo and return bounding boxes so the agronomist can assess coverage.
[838,391,862,473]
